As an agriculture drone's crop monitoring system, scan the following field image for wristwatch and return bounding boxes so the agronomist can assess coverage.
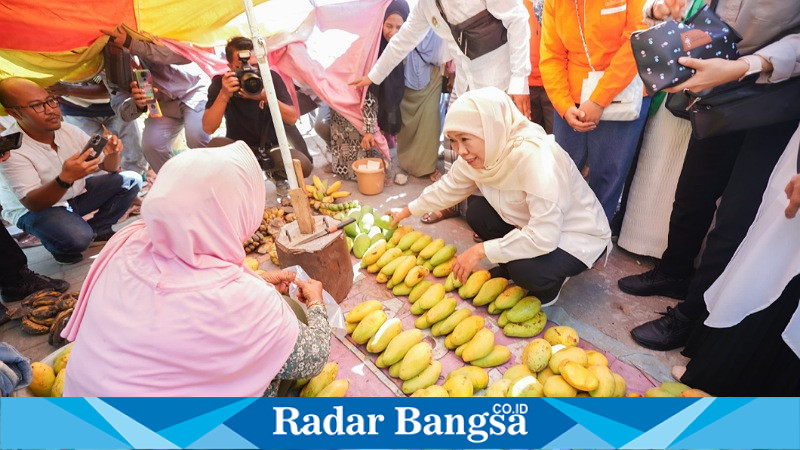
[55,176,73,189]
[738,55,763,81]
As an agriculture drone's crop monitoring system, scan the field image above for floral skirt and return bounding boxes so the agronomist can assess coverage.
[330,109,378,180]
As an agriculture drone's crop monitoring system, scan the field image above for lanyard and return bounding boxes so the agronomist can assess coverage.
[573,0,597,72]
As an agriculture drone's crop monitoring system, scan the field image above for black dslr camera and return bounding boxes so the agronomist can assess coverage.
[234,50,263,96]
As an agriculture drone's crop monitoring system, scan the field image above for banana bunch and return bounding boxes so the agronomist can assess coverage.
[317,200,360,217]
[296,362,350,397]
[306,176,350,204]
[11,290,76,347]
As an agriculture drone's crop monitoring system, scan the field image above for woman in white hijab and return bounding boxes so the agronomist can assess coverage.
[391,87,611,304]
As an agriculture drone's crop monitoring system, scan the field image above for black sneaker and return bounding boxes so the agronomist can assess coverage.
[90,230,116,247]
[618,267,690,300]
[630,306,693,351]
[54,253,83,265]
[0,267,70,302]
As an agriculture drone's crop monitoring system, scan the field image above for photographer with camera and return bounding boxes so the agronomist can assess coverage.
[202,37,312,199]
[0,78,139,265]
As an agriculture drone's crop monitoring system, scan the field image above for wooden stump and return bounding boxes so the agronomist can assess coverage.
[276,215,353,303]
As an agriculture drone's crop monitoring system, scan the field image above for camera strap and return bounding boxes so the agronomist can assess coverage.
[254,104,273,171]
[258,104,270,152]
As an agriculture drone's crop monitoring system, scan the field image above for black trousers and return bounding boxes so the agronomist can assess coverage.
[666,120,800,319]
[466,197,588,302]
[0,225,26,285]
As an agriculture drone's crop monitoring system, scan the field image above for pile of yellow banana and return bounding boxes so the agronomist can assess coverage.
[306,176,353,212]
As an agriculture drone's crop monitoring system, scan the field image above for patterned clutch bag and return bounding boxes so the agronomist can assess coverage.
[631,6,741,96]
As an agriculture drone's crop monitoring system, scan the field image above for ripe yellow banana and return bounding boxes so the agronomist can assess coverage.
[326,180,342,194]
[312,175,324,191]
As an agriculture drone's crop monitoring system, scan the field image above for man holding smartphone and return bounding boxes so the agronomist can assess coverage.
[103,24,210,173]
[0,136,70,303]
[0,77,139,264]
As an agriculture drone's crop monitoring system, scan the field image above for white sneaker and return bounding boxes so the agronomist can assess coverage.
[542,277,571,307]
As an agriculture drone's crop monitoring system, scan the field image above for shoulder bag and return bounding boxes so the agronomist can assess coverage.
[575,0,643,121]
[434,0,507,60]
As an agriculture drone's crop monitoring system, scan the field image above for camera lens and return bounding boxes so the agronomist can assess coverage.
[241,73,263,95]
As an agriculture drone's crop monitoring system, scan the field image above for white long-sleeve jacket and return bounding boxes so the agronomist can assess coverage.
[368,0,531,96]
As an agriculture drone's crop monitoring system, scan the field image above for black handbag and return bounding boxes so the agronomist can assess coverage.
[434,0,507,60]
[666,75,800,139]
[103,44,134,95]
[631,4,740,96]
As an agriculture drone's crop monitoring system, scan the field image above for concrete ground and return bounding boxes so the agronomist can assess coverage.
[1,115,687,384]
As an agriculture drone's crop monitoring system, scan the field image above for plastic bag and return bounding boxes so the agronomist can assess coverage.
[283,265,347,337]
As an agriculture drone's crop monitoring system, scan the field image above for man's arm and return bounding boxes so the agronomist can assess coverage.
[367,1,433,85]
[110,81,150,122]
[102,25,192,66]
[48,82,110,100]
[19,151,99,212]
[202,74,235,134]
[98,135,123,173]
[269,71,298,125]
[276,101,299,125]
[487,0,532,95]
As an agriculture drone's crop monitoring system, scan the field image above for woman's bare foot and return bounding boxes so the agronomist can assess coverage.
[429,170,442,182]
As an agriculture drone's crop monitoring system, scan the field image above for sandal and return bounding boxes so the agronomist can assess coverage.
[421,207,458,224]
[429,170,442,182]
[472,232,483,243]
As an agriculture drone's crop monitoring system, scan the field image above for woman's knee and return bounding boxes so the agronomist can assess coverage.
[506,260,565,293]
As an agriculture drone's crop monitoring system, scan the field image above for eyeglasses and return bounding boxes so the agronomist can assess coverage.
[6,96,61,113]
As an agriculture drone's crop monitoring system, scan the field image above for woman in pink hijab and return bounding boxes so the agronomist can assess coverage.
[61,141,331,396]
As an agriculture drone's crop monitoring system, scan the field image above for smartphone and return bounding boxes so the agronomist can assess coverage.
[0,132,22,157]
[82,134,108,161]
[134,69,162,118]
[134,69,155,103]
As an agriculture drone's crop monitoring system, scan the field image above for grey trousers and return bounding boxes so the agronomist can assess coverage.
[141,102,210,173]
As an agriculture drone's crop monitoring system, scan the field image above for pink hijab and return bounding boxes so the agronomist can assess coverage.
[62,141,300,397]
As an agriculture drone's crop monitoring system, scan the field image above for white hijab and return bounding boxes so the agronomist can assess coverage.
[704,125,800,357]
[443,86,561,192]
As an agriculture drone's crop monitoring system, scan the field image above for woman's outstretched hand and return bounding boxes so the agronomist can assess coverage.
[349,76,373,88]
[390,207,412,228]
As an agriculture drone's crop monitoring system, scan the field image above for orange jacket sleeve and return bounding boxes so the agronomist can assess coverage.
[589,0,648,107]
[539,0,575,118]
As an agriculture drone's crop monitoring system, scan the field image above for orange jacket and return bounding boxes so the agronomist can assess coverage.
[540,0,647,117]
[526,0,543,87]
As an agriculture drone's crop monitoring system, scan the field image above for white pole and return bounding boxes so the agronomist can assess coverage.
[243,0,299,189]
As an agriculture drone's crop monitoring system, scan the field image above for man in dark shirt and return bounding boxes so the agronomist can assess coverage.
[202,37,313,188]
